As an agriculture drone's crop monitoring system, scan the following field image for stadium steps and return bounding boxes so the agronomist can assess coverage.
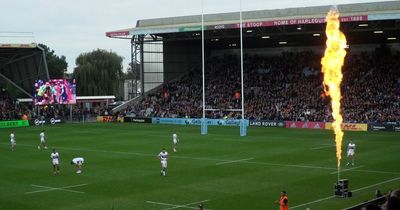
[112,65,199,114]
[111,84,163,114]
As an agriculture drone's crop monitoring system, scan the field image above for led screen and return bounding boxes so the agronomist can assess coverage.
[34,79,76,105]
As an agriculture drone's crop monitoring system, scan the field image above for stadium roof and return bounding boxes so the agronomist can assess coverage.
[106,1,400,39]
[0,43,49,97]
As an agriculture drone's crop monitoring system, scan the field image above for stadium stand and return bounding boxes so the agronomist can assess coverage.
[0,42,49,121]
[123,49,400,123]
[107,1,400,126]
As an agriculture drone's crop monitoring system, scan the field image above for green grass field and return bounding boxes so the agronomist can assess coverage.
[1,123,399,210]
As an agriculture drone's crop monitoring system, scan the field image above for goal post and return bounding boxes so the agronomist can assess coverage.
[200,0,247,137]
[240,119,248,136]
[201,117,208,135]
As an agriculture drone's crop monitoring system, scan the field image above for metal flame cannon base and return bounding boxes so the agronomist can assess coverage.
[334,179,353,198]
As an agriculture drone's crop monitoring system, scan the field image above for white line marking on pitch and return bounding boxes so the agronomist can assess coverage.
[216,158,254,165]
[161,200,210,210]
[25,183,88,194]
[146,200,210,210]
[290,176,400,209]
[311,145,336,150]
[245,161,338,170]
[352,169,400,175]
[330,165,364,174]
[7,143,400,175]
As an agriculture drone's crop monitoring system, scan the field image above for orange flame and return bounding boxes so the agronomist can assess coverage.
[321,8,347,170]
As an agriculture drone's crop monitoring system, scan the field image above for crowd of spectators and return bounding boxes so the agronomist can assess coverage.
[2,49,399,124]
[0,89,25,120]
[1,87,108,122]
[125,49,400,123]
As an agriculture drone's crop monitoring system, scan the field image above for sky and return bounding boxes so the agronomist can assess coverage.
[0,0,393,73]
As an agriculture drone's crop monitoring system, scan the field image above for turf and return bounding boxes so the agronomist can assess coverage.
[1,123,399,210]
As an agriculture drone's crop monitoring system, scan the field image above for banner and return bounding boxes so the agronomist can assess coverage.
[250,120,285,127]
[0,120,29,128]
[368,123,400,132]
[117,116,124,123]
[368,124,393,132]
[32,118,65,126]
[325,123,368,131]
[178,26,202,32]
[285,121,325,129]
[105,31,129,37]
[152,118,249,126]
[124,117,151,123]
[96,116,114,122]
[234,15,368,29]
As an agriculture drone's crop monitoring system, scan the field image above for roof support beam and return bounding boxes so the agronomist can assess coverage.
[0,72,33,98]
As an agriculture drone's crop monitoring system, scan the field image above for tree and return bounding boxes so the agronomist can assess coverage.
[73,49,123,96]
[122,62,138,80]
[38,44,68,78]
[126,62,140,80]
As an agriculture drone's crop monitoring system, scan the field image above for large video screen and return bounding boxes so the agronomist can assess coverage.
[34,79,76,105]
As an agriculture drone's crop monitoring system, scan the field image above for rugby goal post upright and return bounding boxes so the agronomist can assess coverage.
[200,0,248,137]
[201,0,208,135]
[239,0,248,137]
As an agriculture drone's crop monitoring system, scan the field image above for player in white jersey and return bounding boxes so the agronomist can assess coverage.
[158,148,168,176]
[172,132,179,152]
[51,149,60,175]
[10,131,16,151]
[38,130,48,150]
[71,157,85,174]
[346,140,356,166]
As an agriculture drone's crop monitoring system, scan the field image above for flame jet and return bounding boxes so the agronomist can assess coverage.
[321,7,347,179]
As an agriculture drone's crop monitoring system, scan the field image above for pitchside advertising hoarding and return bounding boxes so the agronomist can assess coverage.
[96,116,125,123]
[368,123,400,132]
[285,121,325,129]
[124,117,152,123]
[152,118,249,126]
[249,120,285,127]
[31,118,65,126]
[284,121,369,131]
[325,122,368,131]
[0,120,29,128]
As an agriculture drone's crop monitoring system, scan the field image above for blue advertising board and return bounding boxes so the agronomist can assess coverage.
[152,118,249,126]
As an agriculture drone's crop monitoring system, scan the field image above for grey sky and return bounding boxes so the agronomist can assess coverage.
[0,0,392,74]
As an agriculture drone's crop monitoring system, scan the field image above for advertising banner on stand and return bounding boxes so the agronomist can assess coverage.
[325,123,368,131]
[250,120,285,127]
[368,123,400,132]
[152,118,248,126]
[96,116,114,122]
[0,120,29,128]
[31,118,65,126]
[285,121,325,129]
[368,124,393,131]
[124,117,151,123]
